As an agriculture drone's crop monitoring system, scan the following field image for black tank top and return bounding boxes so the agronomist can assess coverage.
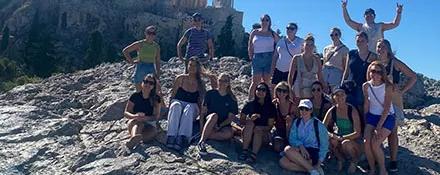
[348,50,372,87]
[174,87,199,103]
[385,59,400,84]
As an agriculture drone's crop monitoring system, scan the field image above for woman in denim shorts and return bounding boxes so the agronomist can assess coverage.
[247,14,279,100]
[123,25,161,92]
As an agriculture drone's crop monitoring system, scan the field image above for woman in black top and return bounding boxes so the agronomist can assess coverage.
[124,74,161,149]
[310,81,332,122]
[166,58,216,151]
[377,39,417,172]
[342,32,378,111]
[239,82,276,163]
[197,73,239,155]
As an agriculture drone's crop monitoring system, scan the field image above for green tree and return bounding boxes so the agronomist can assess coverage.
[23,11,57,77]
[216,15,235,57]
[0,57,17,81]
[0,26,9,53]
[83,31,103,68]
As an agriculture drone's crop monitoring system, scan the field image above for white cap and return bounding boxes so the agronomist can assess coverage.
[298,99,313,109]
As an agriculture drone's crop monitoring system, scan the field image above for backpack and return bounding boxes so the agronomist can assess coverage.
[295,118,321,147]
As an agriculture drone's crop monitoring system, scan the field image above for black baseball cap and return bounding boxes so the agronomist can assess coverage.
[364,8,375,15]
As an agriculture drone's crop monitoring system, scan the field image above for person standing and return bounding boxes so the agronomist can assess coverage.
[123,25,161,92]
[177,13,215,72]
[342,0,403,52]
[247,14,280,100]
[272,23,304,87]
[322,27,349,92]
[376,39,417,172]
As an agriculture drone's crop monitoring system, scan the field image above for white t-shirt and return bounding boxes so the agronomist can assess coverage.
[275,37,304,72]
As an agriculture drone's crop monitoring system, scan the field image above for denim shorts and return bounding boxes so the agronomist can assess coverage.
[322,66,343,89]
[133,62,155,84]
[366,112,396,131]
[252,52,273,75]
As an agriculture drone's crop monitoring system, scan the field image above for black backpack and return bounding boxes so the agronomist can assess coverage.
[330,104,364,134]
[295,118,321,147]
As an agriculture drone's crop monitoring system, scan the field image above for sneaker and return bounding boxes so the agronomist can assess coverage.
[166,136,176,149]
[198,142,208,155]
[389,161,398,172]
[309,169,320,175]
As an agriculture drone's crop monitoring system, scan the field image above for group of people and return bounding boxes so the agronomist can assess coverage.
[121,2,417,175]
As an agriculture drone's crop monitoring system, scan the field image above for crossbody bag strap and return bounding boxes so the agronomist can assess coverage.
[285,38,294,58]
[368,83,384,107]
[326,45,346,63]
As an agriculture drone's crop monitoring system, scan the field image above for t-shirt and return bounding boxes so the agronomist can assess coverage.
[128,92,160,116]
[241,100,277,126]
[183,27,213,58]
[323,44,349,71]
[203,90,239,122]
[275,37,304,72]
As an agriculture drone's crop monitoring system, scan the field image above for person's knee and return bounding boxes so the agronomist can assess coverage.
[279,157,290,168]
[253,126,264,135]
[341,140,355,152]
[170,101,183,111]
[207,113,219,123]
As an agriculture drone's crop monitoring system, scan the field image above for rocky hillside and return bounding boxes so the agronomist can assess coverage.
[0,58,439,175]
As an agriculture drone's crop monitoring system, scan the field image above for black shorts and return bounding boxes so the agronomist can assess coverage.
[271,68,289,85]
[272,128,287,140]
[306,147,320,166]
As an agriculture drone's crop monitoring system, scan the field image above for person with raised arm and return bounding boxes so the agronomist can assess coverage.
[342,0,403,52]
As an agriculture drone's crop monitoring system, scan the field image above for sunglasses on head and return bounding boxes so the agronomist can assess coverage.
[371,69,383,74]
[143,79,155,85]
[256,87,267,92]
[299,107,310,111]
[276,88,288,93]
[311,88,321,92]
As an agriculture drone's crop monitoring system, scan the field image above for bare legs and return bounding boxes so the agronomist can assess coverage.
[126,119,157,149]
[364,125,392,175]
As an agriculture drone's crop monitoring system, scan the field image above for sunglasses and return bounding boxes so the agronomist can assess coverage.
[256,87,267,92]
[146,31,156,35]
[143,80,155,85]
[276,88,289,93]
[371,69,383,74]
[261,18,270,22]
[286,27,297,31]
[299,107,311,111]
[311,88,321,92]
[330,33,339,37]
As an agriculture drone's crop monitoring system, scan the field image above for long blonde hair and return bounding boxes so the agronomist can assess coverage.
[219,73,237,101]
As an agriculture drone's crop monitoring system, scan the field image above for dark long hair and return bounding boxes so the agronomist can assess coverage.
[143,74,159,104]
[253,82,272,106]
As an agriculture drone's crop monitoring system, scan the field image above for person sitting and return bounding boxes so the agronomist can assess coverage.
[124,74,161,150]
[323,86,362,173]
[272,81,296,153]
[197,73,238,155]
[166,58,215,151]
[310,81,332,122]
[279,99,329,175]
[362,61,395,175]
[239,82,276,163]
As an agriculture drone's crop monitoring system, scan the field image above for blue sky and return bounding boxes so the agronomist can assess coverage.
[208,0,440,80]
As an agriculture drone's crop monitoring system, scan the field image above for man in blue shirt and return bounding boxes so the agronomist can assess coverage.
[279,99,329,175]
[177,13,214,72]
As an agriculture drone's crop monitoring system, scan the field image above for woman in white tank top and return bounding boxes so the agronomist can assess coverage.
[362,61,395,175]
[247,14,279,100]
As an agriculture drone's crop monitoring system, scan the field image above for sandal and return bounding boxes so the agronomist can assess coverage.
[246,152,257,164]
[238,149,248,161]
